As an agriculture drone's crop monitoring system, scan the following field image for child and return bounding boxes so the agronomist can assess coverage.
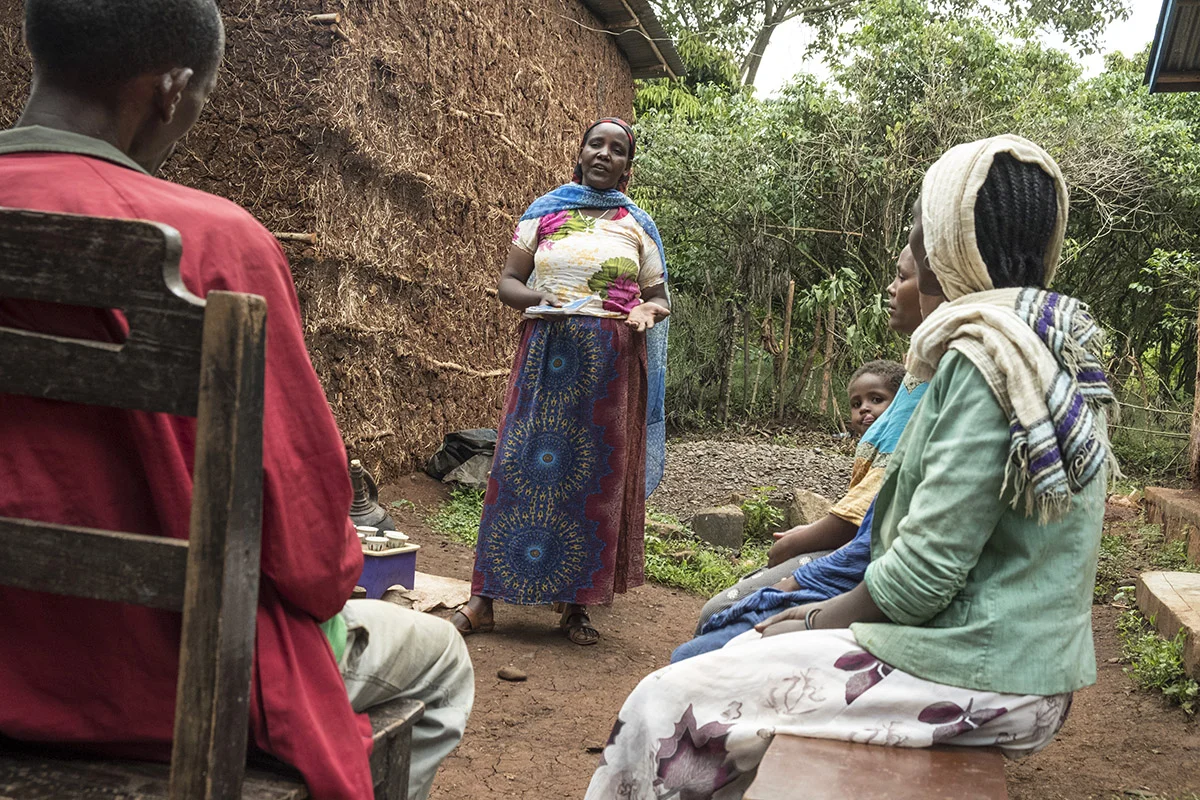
[773,360,905,562]
[848,360,906,437]
[689,359,905,635]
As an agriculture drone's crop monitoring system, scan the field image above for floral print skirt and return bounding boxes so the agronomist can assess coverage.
[586,628,1071,800]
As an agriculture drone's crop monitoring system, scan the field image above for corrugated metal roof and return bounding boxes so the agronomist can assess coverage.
[579,0,686,80]
[1146,0,1200,93]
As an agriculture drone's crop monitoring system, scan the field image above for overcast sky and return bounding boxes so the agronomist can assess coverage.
[754,3,1165,96]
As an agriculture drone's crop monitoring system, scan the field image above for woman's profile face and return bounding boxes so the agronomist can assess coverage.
[908,200,944,300]
[578,123,631,190]
[887,245,924,335]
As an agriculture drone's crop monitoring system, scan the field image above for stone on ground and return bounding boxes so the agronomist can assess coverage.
[787,488,832,528]
[692,505,745,551]
[1136,571,1200,679]
[497,667,528,682]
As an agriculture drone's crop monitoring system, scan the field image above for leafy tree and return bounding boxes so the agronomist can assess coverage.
[635,0,1200,434]
[651,0,1131,86]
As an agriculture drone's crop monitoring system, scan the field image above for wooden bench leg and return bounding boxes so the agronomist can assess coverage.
[374,727,413,800]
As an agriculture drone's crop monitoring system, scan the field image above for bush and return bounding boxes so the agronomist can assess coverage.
[1117,609,1199,716]
[644,533,769,596]
[1094,533,1132,603]
[741,486,785,542]
[427,487,485,546]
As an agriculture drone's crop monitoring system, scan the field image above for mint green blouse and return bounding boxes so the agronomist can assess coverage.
[852,351,1105,696]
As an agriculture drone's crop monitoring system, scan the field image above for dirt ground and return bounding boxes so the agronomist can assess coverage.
[381,441,1200,800]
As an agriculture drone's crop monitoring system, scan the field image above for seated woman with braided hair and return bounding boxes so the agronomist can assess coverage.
[585,135,1118,800]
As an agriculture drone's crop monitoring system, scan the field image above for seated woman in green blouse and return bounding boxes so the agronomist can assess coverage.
[584,135,1119,800]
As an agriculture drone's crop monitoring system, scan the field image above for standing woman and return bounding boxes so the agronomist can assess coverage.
[453,119,670,645]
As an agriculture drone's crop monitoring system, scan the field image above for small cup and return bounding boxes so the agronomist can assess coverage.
[364,536,388,552]
[356,525,379,538]
[385,531,409,548]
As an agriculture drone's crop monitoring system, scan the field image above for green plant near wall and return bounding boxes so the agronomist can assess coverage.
[427,487,485,547]
[1117,607,1199,716]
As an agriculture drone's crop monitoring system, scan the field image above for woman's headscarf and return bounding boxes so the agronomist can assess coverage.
[919,134,1069,300]
[908,135,1118,521]
[572,117,635,193]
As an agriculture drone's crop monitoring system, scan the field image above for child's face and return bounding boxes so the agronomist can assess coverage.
[847,373,896,436]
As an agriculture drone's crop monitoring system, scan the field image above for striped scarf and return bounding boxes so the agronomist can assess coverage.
[908,287,1119,522]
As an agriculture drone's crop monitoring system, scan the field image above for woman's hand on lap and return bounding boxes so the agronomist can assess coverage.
[756,603,821,638]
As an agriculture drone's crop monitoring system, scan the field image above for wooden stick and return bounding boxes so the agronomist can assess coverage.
[818,305,835,414]
[332,25,352,43]
[307,12,341,24]
[272,232,317,244]
[830,387,846,434]
[419,354,508,378]
[1192,299,1200,489]
[353,429,395,444]
[776,280,795,420]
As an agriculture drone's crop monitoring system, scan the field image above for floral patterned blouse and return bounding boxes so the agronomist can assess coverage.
[512,207,666,318]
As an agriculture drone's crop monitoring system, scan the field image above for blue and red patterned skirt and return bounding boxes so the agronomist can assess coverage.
[471,316,647,606]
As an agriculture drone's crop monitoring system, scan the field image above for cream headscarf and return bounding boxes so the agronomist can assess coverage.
[908,135,1118,521]
[919,134,1069,300]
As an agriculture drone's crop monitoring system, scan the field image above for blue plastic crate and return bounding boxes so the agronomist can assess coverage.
[358,543,420,598]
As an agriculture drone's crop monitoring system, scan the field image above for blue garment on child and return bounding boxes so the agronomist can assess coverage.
[671,377,929,663]
[520,183,669,498]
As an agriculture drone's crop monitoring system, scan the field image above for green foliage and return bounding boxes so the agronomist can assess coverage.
[1094,533,1132,603]
[651,0,1127,87]
[644,533,769,595]
[427,487,485,546]
[1151,538,1200,573]
[1117,609,1199,716]
[636,1,1200,442]
[740,486,784,541]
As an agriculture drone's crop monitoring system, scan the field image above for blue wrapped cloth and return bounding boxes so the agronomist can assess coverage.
[519,183,669,498]
[671,504,876,662]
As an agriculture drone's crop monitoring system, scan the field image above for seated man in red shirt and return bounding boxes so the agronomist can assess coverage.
[0,2,473,798]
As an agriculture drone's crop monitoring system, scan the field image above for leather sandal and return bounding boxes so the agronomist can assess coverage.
[452,603,494,636]
[559,607,599,646]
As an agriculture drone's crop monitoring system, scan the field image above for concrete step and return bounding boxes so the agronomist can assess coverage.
[1144,487,1200,567]
[1135,571,1200,679]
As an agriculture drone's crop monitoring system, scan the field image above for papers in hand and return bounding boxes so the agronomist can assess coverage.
[525,296,591,316]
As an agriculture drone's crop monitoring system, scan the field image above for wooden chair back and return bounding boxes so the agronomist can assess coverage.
[0,207,268,800]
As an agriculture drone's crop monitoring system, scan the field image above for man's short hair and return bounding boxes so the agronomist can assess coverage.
[25,0,224,86]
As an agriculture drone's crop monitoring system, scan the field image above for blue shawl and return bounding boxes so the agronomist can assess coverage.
[519,183,669,498]
[698,376,929,635]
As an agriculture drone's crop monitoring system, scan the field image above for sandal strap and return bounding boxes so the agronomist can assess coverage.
[457,604,483,629]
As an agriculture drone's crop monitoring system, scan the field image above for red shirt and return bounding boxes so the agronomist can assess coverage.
[0,137,375,799]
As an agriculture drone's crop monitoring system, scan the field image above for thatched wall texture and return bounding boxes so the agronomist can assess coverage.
[0,0,635,480]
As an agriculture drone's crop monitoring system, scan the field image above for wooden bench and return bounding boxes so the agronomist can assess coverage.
[0,208,421,800]
[744,735,1008,800]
